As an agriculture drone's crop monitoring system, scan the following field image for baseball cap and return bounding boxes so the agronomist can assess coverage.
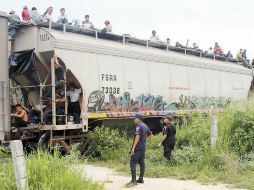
[133,113,144,119]
[164,115,173,121]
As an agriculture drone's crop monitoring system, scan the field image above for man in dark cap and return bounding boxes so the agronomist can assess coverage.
[157,115,176,159]
[128,113,153,186]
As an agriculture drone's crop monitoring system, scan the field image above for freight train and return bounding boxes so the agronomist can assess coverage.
[0,13,253,150]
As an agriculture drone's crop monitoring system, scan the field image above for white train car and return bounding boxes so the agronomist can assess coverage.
[12,24,252,114]
[1,21,252,146]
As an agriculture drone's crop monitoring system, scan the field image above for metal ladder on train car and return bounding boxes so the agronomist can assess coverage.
[48,57,68,150]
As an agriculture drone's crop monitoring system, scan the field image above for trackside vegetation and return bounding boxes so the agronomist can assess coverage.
[2,101,254,189]
[86,102,254,190]
[0,150,103,190]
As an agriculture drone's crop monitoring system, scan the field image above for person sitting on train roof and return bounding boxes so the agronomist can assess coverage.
[43,6,54,22]
[101,20,112,33]
[242,49,249,61]
[11,104,28,128]
[214,42,223,55]
[192,43,202,51]
[237,49,243,62]
[8,10,20,39]
[82,15,95,29]
[192,43,198,50]
[29,7,42,25]
[175,41,184,48]
[57,8,68,24]
[71,18,81,27]
[166,38,171,46]
[207,47,213,54]
[226,51,233,59]
[251,59,254,68]
[149,30,160,42]
[22,6,30,22]
[242,49,250,67]
[67,83,82,124]
[236,49,249,67]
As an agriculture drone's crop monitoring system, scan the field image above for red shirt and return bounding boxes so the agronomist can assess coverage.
[22,10,30,22]
[214,48,223,55]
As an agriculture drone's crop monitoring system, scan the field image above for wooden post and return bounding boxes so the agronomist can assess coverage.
[211,115,218,147]
[10,140,28,190]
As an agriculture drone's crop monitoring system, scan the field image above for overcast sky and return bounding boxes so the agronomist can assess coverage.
[1,0,254,58]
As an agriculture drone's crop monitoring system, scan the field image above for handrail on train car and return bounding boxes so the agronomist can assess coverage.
[43,21,242,65]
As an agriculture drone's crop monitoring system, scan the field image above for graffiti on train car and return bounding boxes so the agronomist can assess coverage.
[87,90,231,112]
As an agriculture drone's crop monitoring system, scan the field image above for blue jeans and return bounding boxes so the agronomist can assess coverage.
[8,25,17,38]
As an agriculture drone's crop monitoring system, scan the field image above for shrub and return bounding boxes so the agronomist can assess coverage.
[172,146,204,165]
[86,127,129,160]
[176,113,211,149]
[219,104,254,156]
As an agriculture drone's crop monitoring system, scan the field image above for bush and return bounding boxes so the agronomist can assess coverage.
[219,104,254,156]
[86,127,129,160]
[176,113,211,149]
[172,146,204,165]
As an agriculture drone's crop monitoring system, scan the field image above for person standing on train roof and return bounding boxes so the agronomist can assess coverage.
[67,83,82,124]
[128,113,153,186]
[157,115,176,160]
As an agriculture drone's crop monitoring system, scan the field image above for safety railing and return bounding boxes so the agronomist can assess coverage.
[44,21,242,65]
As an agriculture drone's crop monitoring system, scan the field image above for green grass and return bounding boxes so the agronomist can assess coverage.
[85,108,254,190]
[0,149,103,190]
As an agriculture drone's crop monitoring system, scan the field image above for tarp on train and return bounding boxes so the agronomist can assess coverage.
[9,49,36,78]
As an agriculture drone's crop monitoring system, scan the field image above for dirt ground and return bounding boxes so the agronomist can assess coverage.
[82,165,246,190]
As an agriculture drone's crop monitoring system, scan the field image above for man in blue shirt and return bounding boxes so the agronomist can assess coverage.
[128,113,153,186]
